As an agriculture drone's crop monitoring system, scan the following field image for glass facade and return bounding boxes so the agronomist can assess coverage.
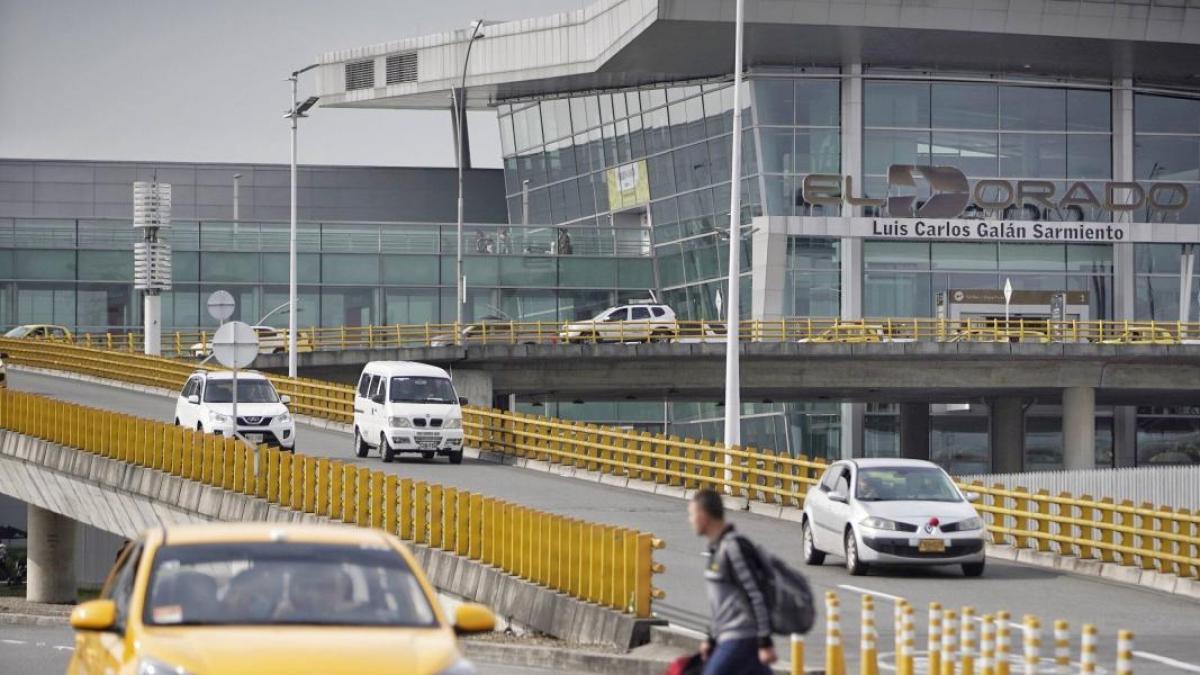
[1134,94,1200,223]
[0,219,652,333]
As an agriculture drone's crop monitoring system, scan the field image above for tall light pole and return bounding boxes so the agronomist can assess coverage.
[232,173,241,235]
[285,64,319,378]
[452,19,486,325]
[722,0,746,455]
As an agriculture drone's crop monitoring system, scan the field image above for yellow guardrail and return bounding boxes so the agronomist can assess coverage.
[48,316,1200,356]
[0,387,665,617]
[5,340,1198,581]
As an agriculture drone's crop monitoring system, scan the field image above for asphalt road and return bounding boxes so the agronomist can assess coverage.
[10,371,1200,674]
[0,624,587,675]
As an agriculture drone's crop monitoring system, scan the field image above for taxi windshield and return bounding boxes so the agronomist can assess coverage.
[4,326,33,338]
[143,542,438,627]
[855,467,961,502]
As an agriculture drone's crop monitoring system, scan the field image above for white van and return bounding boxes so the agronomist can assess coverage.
[353,361,466,464]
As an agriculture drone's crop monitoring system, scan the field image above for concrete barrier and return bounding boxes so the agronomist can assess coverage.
[0,430,657,648]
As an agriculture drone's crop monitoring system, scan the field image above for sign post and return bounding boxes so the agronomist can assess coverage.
[211,321,259,455]
[1003,278,1013,327]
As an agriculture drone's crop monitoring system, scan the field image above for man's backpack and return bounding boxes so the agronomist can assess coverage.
[734,536,816,635]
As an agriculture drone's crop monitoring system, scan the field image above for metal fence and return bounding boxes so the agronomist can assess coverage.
[960,465,1200,511]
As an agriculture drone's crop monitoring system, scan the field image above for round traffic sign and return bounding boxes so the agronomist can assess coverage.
[207,290,236,322]
[211,321,259,369]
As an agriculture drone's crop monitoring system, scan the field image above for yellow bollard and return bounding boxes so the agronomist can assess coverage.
[961,606,977,675]
[825,591,846,675]
[941,609,959,675]
[995,611,1011,675]
[1022,616,1041,675]
[929,602,943,675]
[980,615,995,675]
[1116,630,1133,675]
[791,633,805,675]
[860,595,878,675]
[1080,624,1097,675]
[901,601,915,675]
[1053,620,1070,669]
[894,600,904,668]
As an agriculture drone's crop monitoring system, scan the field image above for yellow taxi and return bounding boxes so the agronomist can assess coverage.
[3,324,73,341]
[1099,325,1178,345]
[68,522,496,675]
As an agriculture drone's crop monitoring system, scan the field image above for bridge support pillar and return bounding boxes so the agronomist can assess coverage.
[988,397,1025,473]
[451,370,493,409]
[1062,386,1096,470]
[899,403,930,460]
[26,505,77,604]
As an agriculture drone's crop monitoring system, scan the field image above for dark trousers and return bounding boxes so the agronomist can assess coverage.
[702,637,771,675]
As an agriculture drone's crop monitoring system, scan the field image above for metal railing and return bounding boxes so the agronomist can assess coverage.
[51,316,1200,358]
[961,465,1200,512]
[4,340,1197,580]
[0,387,665,617]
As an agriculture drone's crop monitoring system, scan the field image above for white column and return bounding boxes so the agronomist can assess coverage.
[1063,386,1096,470]
[1112,78,1136,319]
[838,62,865,459]
[26,505,77,604]
[143,293,161,356]
[750,216,789,320]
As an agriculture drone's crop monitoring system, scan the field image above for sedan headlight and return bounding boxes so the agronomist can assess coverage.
[277,411,293,426]
[955,516,984,531]
[860,516,902,531]
[389,416,412,428]
[443,418,462,429]
[139,655,195,675]
[436,657,478,675]
[209,411,232,425]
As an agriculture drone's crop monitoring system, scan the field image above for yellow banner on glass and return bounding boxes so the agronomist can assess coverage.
[606,160,650,210]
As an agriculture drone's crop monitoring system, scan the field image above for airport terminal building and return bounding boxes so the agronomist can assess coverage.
[312,0,1200,468]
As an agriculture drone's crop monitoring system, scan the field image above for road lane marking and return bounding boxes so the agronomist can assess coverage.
[1134,651,1200,673]
[837,583,905,601]
[1,640,26,645]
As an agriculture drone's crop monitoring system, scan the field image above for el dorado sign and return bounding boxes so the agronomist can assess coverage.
[802,164,1189,219]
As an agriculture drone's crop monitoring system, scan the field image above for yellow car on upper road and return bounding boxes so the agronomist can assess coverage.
[67,522,496,675]
[3,324,73,341]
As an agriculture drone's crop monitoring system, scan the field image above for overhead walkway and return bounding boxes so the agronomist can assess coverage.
[3,343,1200,671]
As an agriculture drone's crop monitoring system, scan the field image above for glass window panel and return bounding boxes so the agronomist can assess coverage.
[628,115,646,159]
[1135,94,1200,134]
[1135,136,1200,182]
[77,250,130,281]
[932,83,997,130]
[384,288,438,325]
[1066,135,1111,179]
[643,107,672,155]
[320,287,376,327]
[559,290,613,321]
[76,284,134,331]
[1066,244,1113,273]
[503,156,519,195]
[597,94,614,125]
[625,91,641,115]
[15,250,74,280]
[755,80,794,126]
[512,107,531,151]
[173,251,199,283]
[655,244,686,288]
[615,120,632,163]
[570,97,591,134]
[618,258,655,289]
[930,242,997,271]
[673,144,711,191]
[583,96,601,129]
[759,128,793,174]
[602,124,618,167]
[864,241,930,269]
[796,81,839,127]
[1067,90,1111,132]
[865,81,930,128]
[708,137,732,184]
[321,253,378,285]
[1000,86,1066,131]
[1000,133,1066,178]
[761,175,794,217]
[499,256,556,287]
[384,255,440,285]
[786,271,840,315]
[863,271,933,316]
[200,252,258,283]
[930,131,999,176]
[540,101,559,142]
[641,88,666,111]
[16,283,76,326]
[998,243,1065,271]
[559,257,616,287]
[612,92,627,120]
[795,129,841,174]
[704,87,734,137]
[788,237,840,270]
[864,130,931,175]
[498,114,516,157]
[1134,243,1181,274]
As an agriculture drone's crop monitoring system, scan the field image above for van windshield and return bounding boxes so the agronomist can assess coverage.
[389,377,457,404]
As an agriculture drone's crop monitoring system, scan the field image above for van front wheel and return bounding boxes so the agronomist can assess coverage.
[380,433,394,463]
[354,428,369,458]
[448,450,464,465]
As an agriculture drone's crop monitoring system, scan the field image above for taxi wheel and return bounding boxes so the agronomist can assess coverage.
[354,428,369,458]
[963,561,986,577]
[380,433,394,463]
[845,529,868,576]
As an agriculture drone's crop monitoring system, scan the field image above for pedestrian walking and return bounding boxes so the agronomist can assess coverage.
[688,488,777,674]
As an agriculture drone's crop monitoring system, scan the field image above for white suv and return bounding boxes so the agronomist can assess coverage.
[174,371,296,451]
[559,304,678,343]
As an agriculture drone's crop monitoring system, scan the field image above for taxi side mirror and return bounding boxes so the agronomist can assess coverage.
[458,397,469,406]
[964,491,981,503]
[453,603,496,635]
[828,490,848,504]
[279,394,291,405]
[187,394,200,405]
[70,599,117,632]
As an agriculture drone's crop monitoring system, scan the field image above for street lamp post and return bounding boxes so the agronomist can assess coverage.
[452,19,486,326]
[285,65,319,378]
[232,172,241,235]
[722,0,746,459]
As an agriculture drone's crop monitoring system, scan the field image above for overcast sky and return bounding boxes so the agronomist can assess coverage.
[0,0,585,168]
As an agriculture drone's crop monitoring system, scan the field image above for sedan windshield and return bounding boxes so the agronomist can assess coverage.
[203,380,279,403]
[389,376,456,404]
[856,467,961,502]
[142,542,437,627]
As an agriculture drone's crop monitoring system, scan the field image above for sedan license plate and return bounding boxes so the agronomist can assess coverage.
[918,539,946,553]
[417,440,439,450]
[245,433,264,444]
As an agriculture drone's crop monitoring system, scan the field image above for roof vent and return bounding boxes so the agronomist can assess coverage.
[386,52,418,84]
[345,60,375,90]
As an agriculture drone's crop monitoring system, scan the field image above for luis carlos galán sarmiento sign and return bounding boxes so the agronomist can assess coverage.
[802,165,1190,242]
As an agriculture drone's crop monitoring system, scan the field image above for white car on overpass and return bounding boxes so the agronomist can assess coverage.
[559,303,678,343]
[174,370,296,451]
[802,458,986,577]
